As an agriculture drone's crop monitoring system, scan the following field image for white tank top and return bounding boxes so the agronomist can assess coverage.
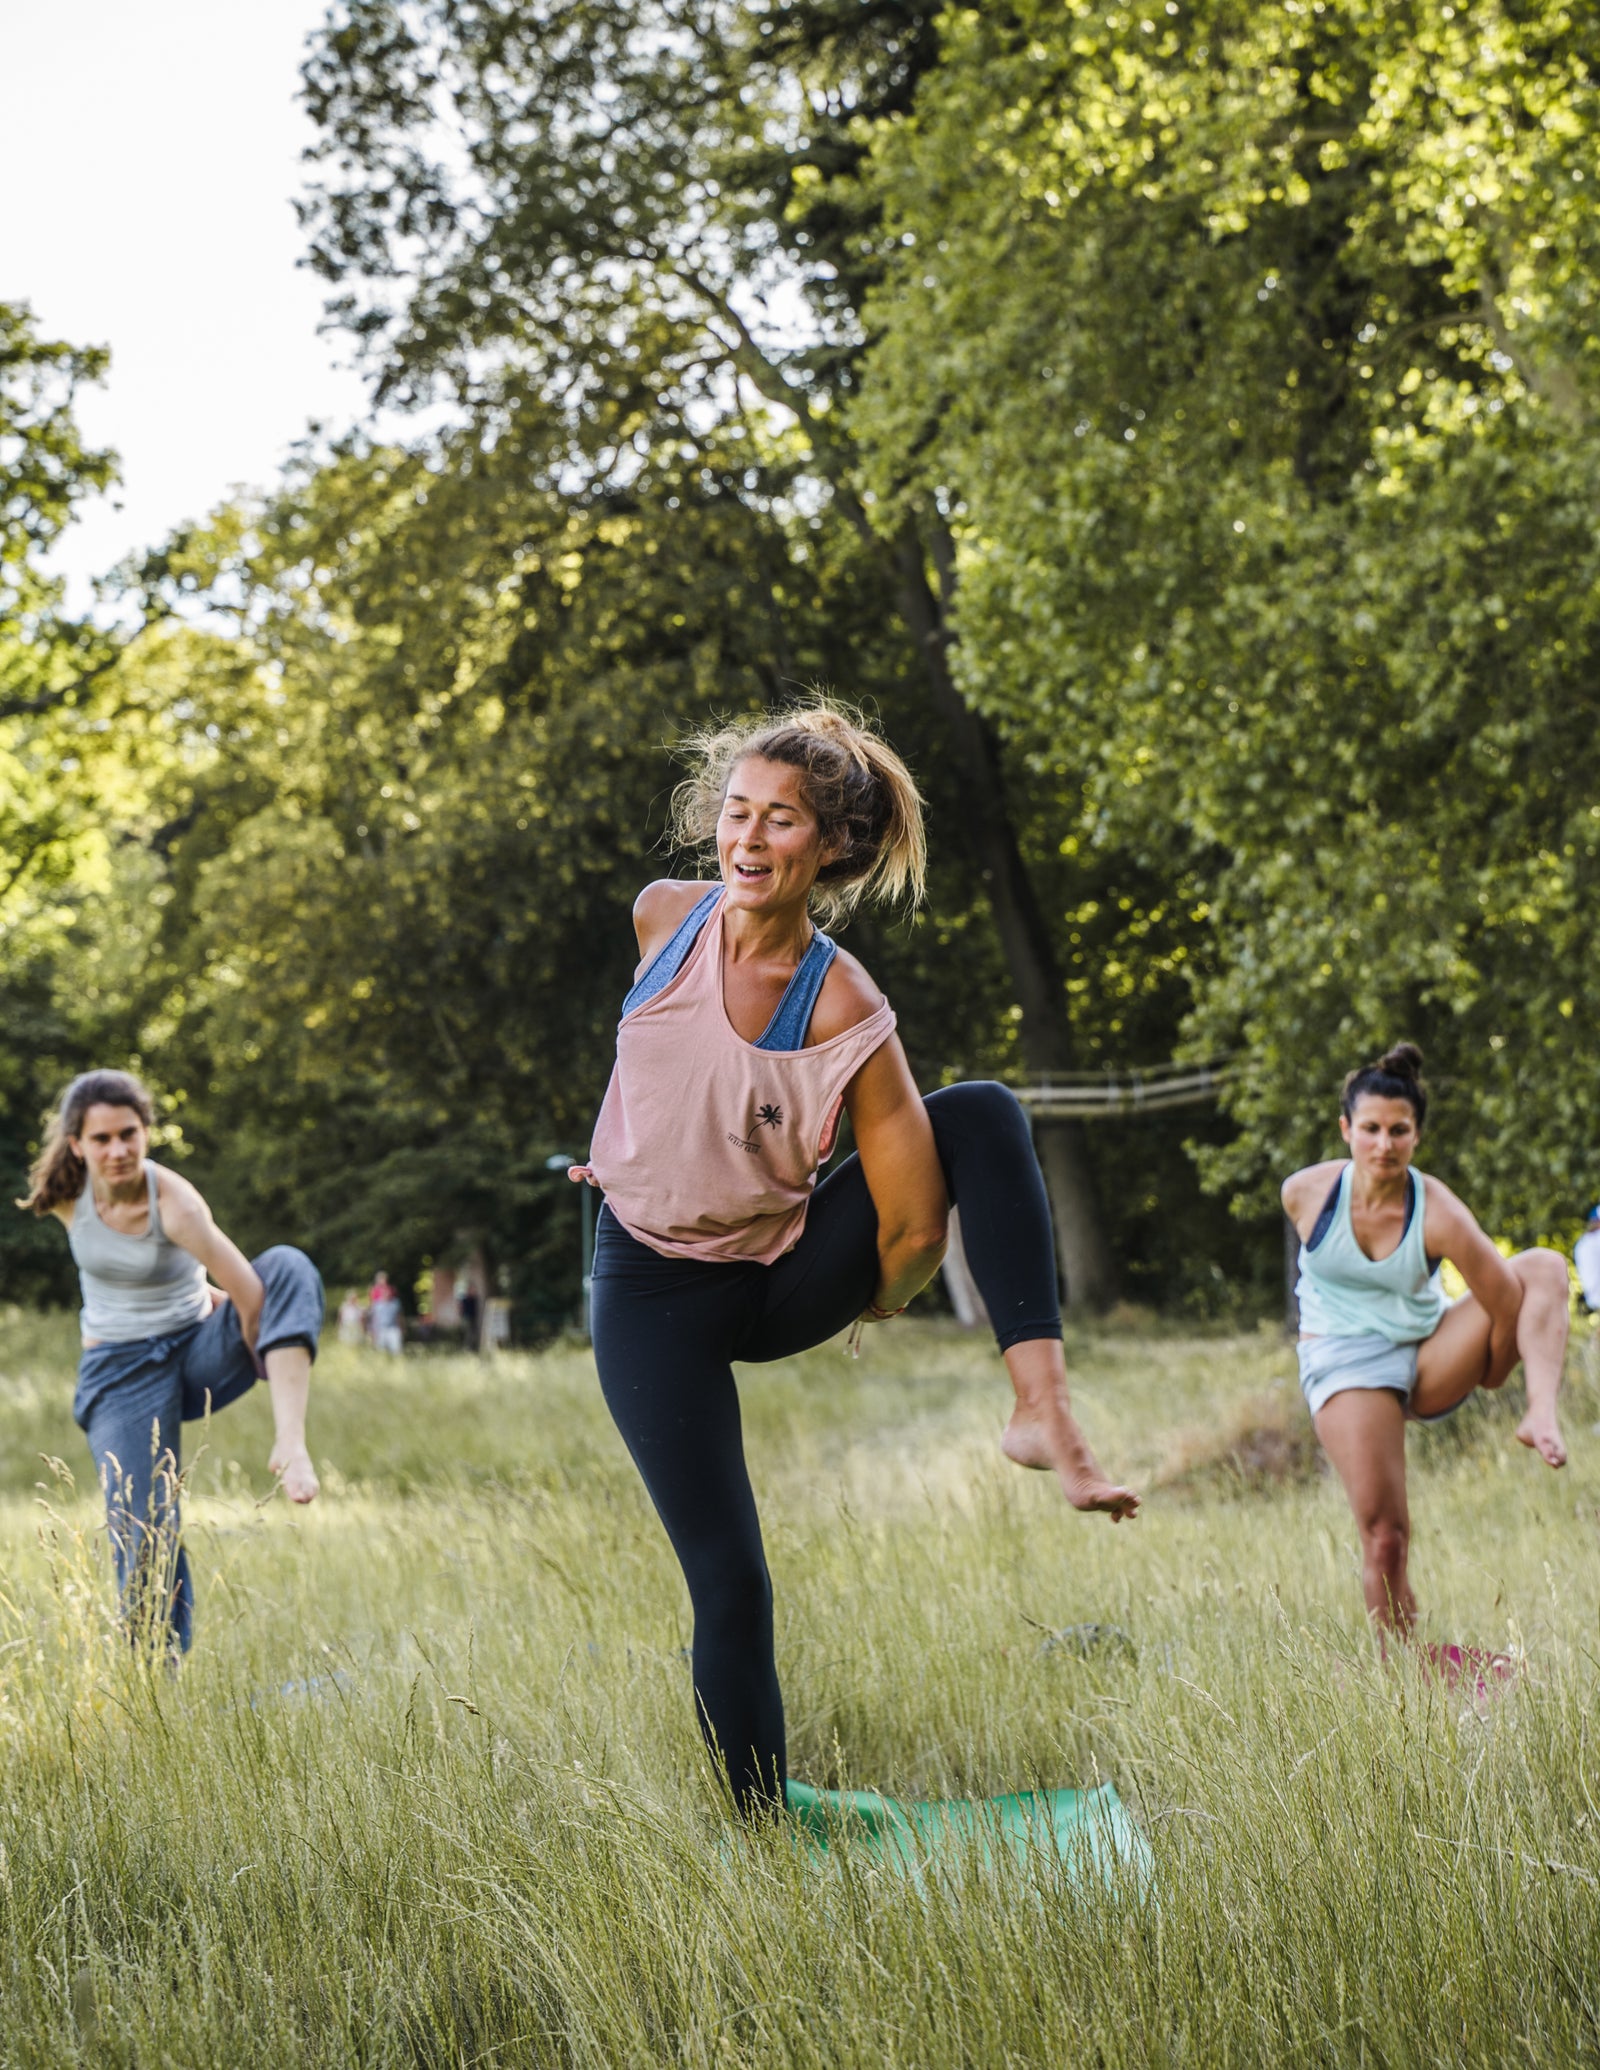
[68,1163,209,1343]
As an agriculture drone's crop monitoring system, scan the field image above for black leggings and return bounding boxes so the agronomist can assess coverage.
[590,1080,1061,1814]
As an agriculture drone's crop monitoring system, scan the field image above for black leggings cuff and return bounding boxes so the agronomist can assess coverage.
[994,1323,1063,1353]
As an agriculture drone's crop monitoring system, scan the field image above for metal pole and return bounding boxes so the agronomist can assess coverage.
[545,1153,593,1338]
[580,1180,595,1340]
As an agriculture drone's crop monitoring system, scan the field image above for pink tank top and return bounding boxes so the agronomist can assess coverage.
[582,897,896,1264]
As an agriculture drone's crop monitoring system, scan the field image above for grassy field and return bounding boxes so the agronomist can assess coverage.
[2,1304,1598,2067]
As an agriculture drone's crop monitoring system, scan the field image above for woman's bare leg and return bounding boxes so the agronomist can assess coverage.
[1412,1248,1568,1465]
[264,1345,320,1502]
[1000,1340,1140,1519]
[1313,1388,1415,1634]
[1509,1251,1570,1465]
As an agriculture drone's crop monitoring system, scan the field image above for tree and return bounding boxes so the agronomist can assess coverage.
[94,395,1026,1313]
[853,0,1600,1239]
[294,0,1124,1301]
[0,304,122,1302]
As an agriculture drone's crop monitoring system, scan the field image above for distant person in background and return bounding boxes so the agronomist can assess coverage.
[20,1069,323,1654]
[1283,1042,1568,1638]
[368,1272,404,1355]
[455,1274,482,1353]
[1574,1205,1600,1315]
[337,1290,367,1346]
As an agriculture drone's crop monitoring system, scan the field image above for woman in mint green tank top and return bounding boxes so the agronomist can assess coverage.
[1282,1042,1570,1637]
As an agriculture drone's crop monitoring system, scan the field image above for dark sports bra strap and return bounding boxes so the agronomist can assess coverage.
[620,887,722,1019]
[1305,1169,1344,1253]
[1306,1166,1439,1271]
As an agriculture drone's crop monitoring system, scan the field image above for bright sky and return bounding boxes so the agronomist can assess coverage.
[2,0,375,616]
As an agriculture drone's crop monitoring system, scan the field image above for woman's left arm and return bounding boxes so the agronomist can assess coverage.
[842,1036,948,1315]
[1427,1179,1521,1358]
[158,1174,266,1348]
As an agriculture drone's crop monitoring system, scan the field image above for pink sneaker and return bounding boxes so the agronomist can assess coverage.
[1424,1642,1517,1702]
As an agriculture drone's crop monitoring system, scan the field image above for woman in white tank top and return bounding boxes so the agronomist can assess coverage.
[19,1069,325,1655]
[1281,1042,1569,1639]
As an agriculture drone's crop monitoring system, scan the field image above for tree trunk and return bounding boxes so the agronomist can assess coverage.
[702,330,1118,1304]
[889,517,1119,1309]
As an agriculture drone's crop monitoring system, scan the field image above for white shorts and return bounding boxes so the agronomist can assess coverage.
[1297,1333,1420,1417]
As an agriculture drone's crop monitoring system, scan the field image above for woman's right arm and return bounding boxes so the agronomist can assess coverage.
[1281,1160,1344,1242]
[631,880,716,971]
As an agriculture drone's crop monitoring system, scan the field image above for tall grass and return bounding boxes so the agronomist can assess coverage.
[1,1305,1597,2065]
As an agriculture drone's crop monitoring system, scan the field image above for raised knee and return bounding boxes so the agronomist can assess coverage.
[256,1245,325,1306]
[256,1242,315,1281]
[927,1078,1027,1139]
[1516,1248,1570,1301]
[961,1079,1022,1119]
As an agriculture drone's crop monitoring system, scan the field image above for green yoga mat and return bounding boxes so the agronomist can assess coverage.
[785,1778,1152,1891]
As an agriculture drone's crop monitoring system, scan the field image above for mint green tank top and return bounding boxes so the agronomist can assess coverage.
[1295,1165,1445,1344]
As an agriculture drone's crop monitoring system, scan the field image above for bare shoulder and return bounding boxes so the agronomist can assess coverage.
[809,948,887,1045]
[153,1162,209,1229]
[633,878,717,959]
[1281,1157,1345,1234]
[1417,1170,1473,1243]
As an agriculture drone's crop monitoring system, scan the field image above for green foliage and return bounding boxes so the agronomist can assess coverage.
[854,0,1600,1238]
[286,0,1246,1300]
[27,0,1237,1309]
[0,304,124,1303]
[87,410,1026,1304]
[37,0,1600,1315]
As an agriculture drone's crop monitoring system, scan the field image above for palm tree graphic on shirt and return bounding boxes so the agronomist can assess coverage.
[755,1103,783,1131]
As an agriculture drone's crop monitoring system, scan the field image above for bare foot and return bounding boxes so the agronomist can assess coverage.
[1515,1410,1567,1469]
[269,1442,321,1503]
[1001,1401,1140,1520]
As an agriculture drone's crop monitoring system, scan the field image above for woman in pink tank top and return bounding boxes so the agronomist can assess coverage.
[576,700,1138,1816]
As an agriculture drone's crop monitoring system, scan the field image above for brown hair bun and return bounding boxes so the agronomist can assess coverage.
[1340,1042,1428,1130]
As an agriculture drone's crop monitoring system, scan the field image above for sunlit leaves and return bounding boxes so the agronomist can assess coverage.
[855,0,1600,1238]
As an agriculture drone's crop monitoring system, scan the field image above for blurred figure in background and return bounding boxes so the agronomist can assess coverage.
[454,1270,482,1353]
[1574,1204,1600,1315]
[1575,1205,1600,1386]
[368,1271,404,1355]
[337,1289,366,1346]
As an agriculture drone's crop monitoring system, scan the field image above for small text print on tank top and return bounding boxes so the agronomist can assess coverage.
[727,1102,785,1154]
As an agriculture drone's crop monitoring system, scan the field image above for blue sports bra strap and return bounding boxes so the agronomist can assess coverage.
[620,887,723,1018]
[754,928,838,1052]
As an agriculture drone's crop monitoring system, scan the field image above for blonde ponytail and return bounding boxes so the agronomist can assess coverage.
[671,696,927,927]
